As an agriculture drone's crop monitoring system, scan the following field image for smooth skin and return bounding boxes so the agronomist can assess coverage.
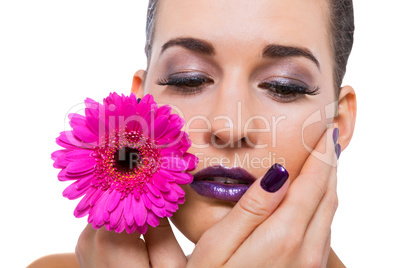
[28,127,348,267]
[29,0,357,267]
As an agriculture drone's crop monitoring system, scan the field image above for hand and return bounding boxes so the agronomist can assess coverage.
[188,126,339,268]
[75,218,187,268]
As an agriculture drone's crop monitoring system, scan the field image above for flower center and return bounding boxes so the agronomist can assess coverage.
[92,129,162,196]
[114,147,142,173]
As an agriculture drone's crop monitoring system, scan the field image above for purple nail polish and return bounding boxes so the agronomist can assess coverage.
[137,98,141,104]
[260,163,289,193]
[335,143,341,159]
[333,128,339,145]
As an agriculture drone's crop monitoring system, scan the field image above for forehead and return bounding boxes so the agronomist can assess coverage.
[152,0,331,69]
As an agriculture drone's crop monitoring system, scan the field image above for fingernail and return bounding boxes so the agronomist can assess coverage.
[333,128,339,145]
[335,143,341,160]
[137,98,141,104]
[260,163,289,193]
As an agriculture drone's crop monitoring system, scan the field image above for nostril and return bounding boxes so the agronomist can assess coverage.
[210,133,227,148]
[210,134,248,148]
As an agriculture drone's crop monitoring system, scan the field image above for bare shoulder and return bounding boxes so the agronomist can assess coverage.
[27,253,79,268]
[328,248,346,268]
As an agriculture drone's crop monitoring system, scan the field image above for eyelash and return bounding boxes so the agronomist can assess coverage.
[259,81,320,102]
[156,76,212,95]
[156,75,320,101]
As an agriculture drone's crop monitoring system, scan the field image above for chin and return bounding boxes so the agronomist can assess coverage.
[170,184,236,243]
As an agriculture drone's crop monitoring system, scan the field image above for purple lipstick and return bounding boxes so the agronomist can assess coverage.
[189,165,257,202]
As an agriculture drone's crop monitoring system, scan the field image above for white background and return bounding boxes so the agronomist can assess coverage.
[1,1,401,267]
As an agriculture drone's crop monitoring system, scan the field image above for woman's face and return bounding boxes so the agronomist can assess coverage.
[138,0,336,243]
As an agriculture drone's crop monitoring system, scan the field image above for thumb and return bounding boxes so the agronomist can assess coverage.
[188,164,289,266]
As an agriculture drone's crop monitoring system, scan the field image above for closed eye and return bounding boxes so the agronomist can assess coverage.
[259,81,320,102]
[156,75,213,95]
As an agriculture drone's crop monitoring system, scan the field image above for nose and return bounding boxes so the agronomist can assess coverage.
[206,72,262,149]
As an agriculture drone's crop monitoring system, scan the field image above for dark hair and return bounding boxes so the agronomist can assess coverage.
[144,0,354,94]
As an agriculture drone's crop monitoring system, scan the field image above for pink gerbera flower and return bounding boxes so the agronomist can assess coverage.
[51,92,198,234]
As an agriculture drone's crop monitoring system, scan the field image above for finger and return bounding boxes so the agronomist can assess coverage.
[76,223,149,268]
[272,126,337,238]
[222,126,338,267]
[188,164,290,267]
[301,162,337,260]
[98,227,150,267]
[143,217,187,268]
[321,230,332,268]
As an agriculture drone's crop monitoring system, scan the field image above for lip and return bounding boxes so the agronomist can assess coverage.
[189,165,257,202]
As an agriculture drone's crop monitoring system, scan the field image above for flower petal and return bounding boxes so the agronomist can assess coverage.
[133,197,147,226]
[66,159,96,173]
[53,155,70,169]
[125,221,137,234]
[183,152,199,171]
[177,196,185,204]
[146,211,160,227]
[123,104,137,131]
[155,121,182,144]
[146,190,164,208]
[69,113,87,129]
[92,192,109,227]
[66,167,94,178]
[165,211,173,217]
[156,168,175,182]
[170,183,186,198]
[161,188,179,202]
[152,172,171,192]
[136,224,148,235]
[153,115,169,140]
[145,183,161,198]
[106,190,122,213]
[124,194,135,226]
[151,205,166,218]
[64,149,92,161]
[62,167,85,180]
[73,126,98,144]
[76,174,94,190]
[164,201,179,213]
[57,169,69,181]
[156,105,172,117]
[58,131,85,148]
[142,110,156,138]
[115,216,126,233]
[74,188,97,217]
[62,181,90,200]
[51,149,69,161]
[142,194,152,209]
[84,100,100,136]
[110,201,124,229]
[170,171,193,184]
[89,189,105,206]
[160,148,183,157]
[161,157,188,172]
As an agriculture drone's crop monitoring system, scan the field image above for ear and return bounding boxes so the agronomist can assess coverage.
[131,69,146,98]
[333,85,357,151]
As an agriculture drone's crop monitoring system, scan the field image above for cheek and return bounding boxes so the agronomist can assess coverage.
[170,111,328,243]
[271,108,329,182]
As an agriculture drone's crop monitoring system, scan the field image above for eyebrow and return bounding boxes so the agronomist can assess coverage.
[160,37,320,69]
[161,37,215,56]
[262,44,320,69]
